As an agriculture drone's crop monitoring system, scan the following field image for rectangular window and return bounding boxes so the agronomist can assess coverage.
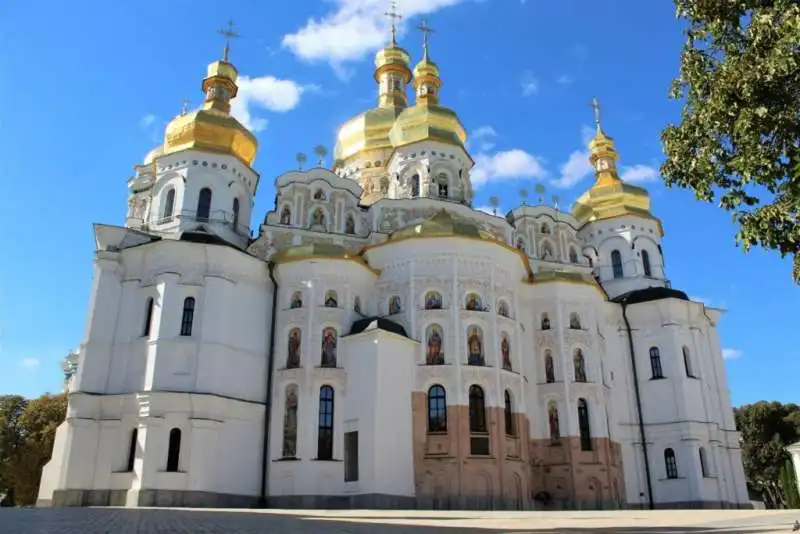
[344,431,359,482]
[470,436,490,456]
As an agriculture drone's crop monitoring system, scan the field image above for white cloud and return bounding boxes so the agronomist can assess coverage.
[556,74,574,85]
[580,124,595,145]
[520,72,539,96]
[471,125,498,151]
[472,149,546,188]
[21,357,40,369]
[475,205,501,216]
[722,348,742,360]
[139,114,156,128]
[551,149,593,189]
[230,75,315,133]
[620,164,659,183]
[282,0,470,67]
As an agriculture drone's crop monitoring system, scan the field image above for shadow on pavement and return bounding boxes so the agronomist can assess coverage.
[0,508,792,533]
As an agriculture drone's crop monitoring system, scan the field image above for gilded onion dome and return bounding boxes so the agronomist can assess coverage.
[333,42,413,164]
[572,99,661,233]
[388,21,467,151]
[389,209,498,242]
[159,55,258,167]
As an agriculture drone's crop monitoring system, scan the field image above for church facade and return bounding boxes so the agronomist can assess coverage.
[37,28,750,510]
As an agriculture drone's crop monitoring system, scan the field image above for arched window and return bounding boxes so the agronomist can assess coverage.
[162,188,176,221]
[569,247,578,264]
[425,291,443,310]
[569,312,582,329]
[683,346,694,377]
[574,349,587,382]
[541,242,554,259]
[314,189,326,200]
[578,398,592,451]
[425,324,444,365]
[427,385,447,433]
[353,296,361,314]
[466,325,484,366]
[282,385,299,458]
[290,291,303,309]
[611,249,623,279]
[516,238,526,253]
[465,293,482,311]
[650,347,664,379]
[287,328,301,369]
[232,198,240,231]
[280,205,292,225]
[544,351,555,383]
[317,386,335,460]
[388,295,402,314]
[642,249,652,277]
[541,313,551,330]
[311,207,326,228]
[468,385,487,433]
[126,428,137,472]
[548,400,560,442]
[501,334,512,371]
[321,328,337,368]
[664,448,678,479]
[411,174,420,197]
[344,214,355,234]
[437,173,449,198]
[504,390,515,436]
[540,223,551,235]
[497,301,509,318]
[180,297,195,336]
[142,297,154,337]
[197,187,212,221]
[324,290,338,308]
[166,428,181,472]
[699,447,709,477]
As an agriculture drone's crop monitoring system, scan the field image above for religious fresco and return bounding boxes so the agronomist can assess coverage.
[574,349,587,382]
[282,385,298,458]
[287,328,301,369]
[545,351,555,383]
[290,291,303,309]
[467,325,484,366]
[465,293,482,311]
[345,214,355,235]
[425,291,443,310]
[501,335,512,371]
[321,327,337,367]
[541,313,551,330]
[426,324,444,365]
[280,205,291,225]
[548,401,560,442]
[325,290,338,308]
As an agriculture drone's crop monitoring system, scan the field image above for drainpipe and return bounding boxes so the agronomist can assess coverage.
[621,301,654,509]
[260,262,279,506]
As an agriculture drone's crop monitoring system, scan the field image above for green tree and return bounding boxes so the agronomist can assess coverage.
[0,395,28,506]
[780,459,800,509]
[661,1,800,284]
[735,401,800,508]
[0,393,67,506]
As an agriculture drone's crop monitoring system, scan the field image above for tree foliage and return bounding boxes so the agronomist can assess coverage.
[0,393,66,506]
[662,0,800,283]
[735,401,800,508]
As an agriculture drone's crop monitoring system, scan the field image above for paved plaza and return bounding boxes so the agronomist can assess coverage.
[1,508,800,533]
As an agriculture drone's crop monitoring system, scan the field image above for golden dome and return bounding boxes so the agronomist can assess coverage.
[413,57,440,78]
[333,44,412,164]
[160,58,257,166]
[144,145,164,164]
[388,104,467,149]
[572,123,663,234]
[389,209,498,242]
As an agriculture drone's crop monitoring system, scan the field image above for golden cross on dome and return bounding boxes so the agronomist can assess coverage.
[181,97,190,115]
[416,19,435,58]
[384,1,403,45]
[590,96,602,130]
[218,19,240,62]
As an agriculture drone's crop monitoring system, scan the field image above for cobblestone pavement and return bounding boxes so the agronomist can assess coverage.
[1,508,799,533]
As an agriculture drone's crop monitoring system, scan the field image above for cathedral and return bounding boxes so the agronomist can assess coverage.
[37,22,750,510]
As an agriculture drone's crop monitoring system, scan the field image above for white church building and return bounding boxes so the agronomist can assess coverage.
[37,27,750,510]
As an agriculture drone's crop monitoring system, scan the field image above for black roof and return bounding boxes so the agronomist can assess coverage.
[179,230,241,250]
[611,286,690,305]
[348,317,409,338]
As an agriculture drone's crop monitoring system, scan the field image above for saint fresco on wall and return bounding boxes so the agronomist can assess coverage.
[282,385,298,458]
[280,205,291,225]
[467,326,484,365]
[287,328,301,369]
[574,349,587,382]
[425,291,443,310]
[426,325,444,365]
[501,336,512,371]
[545,352,555,383]
[465,293,482,311]
[321,328,337,367]
[548,401,560,442]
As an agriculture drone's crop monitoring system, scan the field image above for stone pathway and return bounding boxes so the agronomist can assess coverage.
[1,508,799,533]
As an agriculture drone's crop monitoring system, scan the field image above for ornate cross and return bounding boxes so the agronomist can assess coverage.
[416,19,435,57]
[218,20,240,62]
[384,1,403,45]
[590,96,602,130]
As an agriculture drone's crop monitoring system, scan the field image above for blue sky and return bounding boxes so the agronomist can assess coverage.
[0,0,796,405]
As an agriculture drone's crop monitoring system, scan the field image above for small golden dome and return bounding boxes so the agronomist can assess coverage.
[144,145,164,164]
[159,57,257,166]
[388,104,467,149]
[374,44,412,82]
[413,57,440,78]
[389,209,497,242]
